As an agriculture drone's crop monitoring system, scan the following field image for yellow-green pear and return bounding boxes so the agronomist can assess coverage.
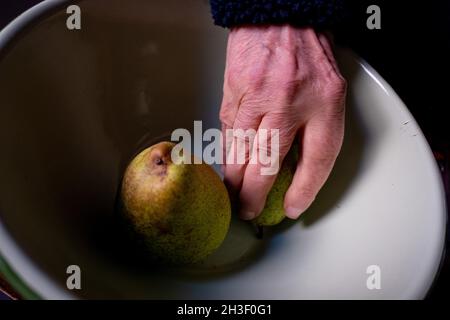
[120,141,231,265]
[252,146,298,227]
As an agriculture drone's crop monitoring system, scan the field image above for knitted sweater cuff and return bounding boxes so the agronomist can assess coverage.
[210,0,347,29]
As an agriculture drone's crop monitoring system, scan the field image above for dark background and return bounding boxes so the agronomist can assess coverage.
[338,1,449,300]
[0,0,448,300]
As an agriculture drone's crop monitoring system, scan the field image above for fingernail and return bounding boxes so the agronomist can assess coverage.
[285,207,303,220]
[240,211,256,221]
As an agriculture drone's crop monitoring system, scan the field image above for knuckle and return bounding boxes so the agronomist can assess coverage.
[246,73,266,91]
[261,112,284,128]
[219,107,233,125]
[234,108,257,129]
[260,43,274,58]
[310,152,336,169]
[314,55,332,71]
[324,74,347,98]
[306,138,339,167]
[278,78,303,100]
[296,186,317,203]
[247,174,275,194]
[225,67,240,88]
[318,75,347,116]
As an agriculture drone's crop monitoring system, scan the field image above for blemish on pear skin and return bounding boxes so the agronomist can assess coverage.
[154,221,172,235]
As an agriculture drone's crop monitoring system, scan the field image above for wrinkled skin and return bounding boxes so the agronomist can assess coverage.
[220,25,347,221]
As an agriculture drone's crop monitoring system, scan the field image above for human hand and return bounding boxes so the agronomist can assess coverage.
[220,25,347,221]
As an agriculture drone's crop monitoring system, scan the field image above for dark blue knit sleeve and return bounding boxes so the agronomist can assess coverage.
[209,0,347,29]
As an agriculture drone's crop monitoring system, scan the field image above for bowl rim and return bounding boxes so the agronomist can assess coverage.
[0,0,446,300]
[0,0,75,300]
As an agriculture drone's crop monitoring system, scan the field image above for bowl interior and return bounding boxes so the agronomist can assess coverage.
[0,0,446,299]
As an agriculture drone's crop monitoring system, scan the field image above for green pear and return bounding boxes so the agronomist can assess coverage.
[252,146,298,227]
[120,141,231,265]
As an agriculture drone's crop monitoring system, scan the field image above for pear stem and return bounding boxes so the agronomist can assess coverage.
[255,225,264,239]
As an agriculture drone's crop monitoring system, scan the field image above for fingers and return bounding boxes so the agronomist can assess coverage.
[219,62,244,177]
[223,107,262,196]
[238,114,298,220]
[284,112,345,219]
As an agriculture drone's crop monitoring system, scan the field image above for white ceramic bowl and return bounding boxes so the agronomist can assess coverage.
[0,0,446,299]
